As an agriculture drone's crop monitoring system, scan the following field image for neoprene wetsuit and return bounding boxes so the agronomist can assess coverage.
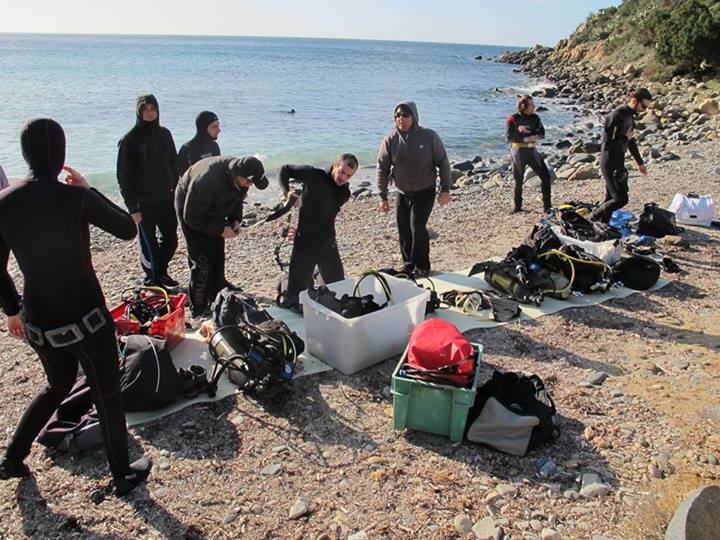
[506,112,552,212]
[591,105,644,222]
[0,118,136,479]
[278,164,350,300]
[177,111,221,177]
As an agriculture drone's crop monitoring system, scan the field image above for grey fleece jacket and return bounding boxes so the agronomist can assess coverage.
[376,100,452,200]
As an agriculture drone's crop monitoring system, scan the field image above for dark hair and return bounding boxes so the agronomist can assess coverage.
[632,88,652,102]
[517,95,534,112]
[337,153,359,169]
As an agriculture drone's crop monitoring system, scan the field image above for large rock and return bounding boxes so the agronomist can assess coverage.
[569,164,599,181]
[453,160,475,172]
[665,486,720,540]
[698,99,719,116]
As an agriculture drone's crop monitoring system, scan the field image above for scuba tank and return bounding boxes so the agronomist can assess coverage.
[484,267,543,305]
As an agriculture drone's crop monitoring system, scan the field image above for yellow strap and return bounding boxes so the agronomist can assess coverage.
[511,142,536,148]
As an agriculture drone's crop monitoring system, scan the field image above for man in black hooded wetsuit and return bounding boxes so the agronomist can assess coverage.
[0,118,151,495]
[117,94,180,288]
[276,154,358,310]
[177,111,221,176]
[590,88,652,222]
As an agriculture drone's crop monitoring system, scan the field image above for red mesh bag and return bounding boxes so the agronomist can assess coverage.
[405,319,475,385]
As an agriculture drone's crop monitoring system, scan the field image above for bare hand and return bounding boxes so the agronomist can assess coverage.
[222,226,237,239]
[62,165,89,189]
[638,164,648,176]
[7,314,26,340]
[131,212,142,224]
[438,192,451,206]
[378,200,391,213]
[518,125,529,133]
[231,220,242,233]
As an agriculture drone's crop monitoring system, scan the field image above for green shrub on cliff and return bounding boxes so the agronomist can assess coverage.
[651,0,720,74]
[572,0,720,79]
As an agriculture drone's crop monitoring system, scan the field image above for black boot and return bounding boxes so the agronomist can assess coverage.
[113,457,152,496]
[0,456,30,480]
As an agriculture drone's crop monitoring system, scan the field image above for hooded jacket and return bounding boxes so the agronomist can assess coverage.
[116,94,179,213]
[0,118,136,327]
[177,111,221,176]
[175,156,248,237]
[376,101,452,200]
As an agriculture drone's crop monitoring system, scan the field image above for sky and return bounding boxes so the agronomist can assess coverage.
[1,0,623,47]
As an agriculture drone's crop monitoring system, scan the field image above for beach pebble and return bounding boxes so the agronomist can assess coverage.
[288,497,309,520]
[454,514,473,535]
[261,463,283,476]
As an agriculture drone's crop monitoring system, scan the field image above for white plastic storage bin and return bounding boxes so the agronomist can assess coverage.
[299,273,430,375]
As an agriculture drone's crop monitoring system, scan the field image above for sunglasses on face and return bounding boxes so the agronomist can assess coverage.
[395,112,411,118]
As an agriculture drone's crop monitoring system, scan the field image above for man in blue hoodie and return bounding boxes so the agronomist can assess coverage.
[376,101,452,276]
[117,95,180,288]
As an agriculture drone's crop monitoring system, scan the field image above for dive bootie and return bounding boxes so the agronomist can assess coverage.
[114,457,152,496]
[0,456,30,480]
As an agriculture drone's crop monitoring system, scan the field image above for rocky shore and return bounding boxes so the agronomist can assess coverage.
[1,57,720,539]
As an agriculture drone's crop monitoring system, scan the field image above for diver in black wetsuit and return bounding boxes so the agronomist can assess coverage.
[117,94,180,288]
[506,95,552,213]
[276,154,358,309]
[590,88,652,223]
[177,111,221,176]
[0,119,151,495]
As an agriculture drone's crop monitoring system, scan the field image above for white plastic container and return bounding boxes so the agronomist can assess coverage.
[299,273,430,375]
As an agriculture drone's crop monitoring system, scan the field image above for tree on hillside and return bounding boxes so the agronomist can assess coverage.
[652,0,720,74]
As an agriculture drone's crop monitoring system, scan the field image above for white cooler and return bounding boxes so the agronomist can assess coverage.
[299,273,430,375]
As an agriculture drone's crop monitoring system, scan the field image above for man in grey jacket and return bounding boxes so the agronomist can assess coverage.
[175,156,268,319]
[377,101,452,275]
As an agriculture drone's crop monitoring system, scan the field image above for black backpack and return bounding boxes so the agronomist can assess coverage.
[637,203,681,238]
[119,335,180,412]
[613,256,661,290]
[212,287,273,327]
[466,370,558,456]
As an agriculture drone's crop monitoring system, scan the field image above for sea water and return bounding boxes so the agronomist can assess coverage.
[0,34,567,201]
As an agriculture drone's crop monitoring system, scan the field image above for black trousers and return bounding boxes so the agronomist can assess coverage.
[286,240,344,299]
[6,317,129,477]
[591,149,629,223]
[510,147,552,212]
[396,187,435,272]
[137,201,178,282]
[180,220,225,317]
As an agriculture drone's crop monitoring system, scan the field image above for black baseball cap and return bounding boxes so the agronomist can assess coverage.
[233,157,268,190]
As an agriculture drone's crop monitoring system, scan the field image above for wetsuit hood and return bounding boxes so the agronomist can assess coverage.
[394,100,419,132]
[195,111,219,140]
[136,94,160,127]
[20,118,65,181]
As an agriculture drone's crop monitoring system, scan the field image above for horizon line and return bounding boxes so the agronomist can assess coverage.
[0,31,539,50]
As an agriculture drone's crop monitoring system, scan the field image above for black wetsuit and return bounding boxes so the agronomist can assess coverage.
[177,111,221,177]
[278,165,350,300]
[591,105,644,222]
[116,94,179,284]
[0,118,136,478]
[175,157,247,316]
[506,112,552,212]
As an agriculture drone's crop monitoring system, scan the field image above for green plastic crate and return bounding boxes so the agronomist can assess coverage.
[391,343,482,442]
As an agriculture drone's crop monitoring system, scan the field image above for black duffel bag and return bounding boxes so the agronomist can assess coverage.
[637,202,682,238]
[466,370,558,456]
[119,335,180,412]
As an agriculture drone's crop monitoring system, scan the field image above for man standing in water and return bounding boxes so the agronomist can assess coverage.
[590,88,652,222]
[177,111,221,176]
[506,95,553,213]
[117,94,180,288]
[376,101,452,276]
